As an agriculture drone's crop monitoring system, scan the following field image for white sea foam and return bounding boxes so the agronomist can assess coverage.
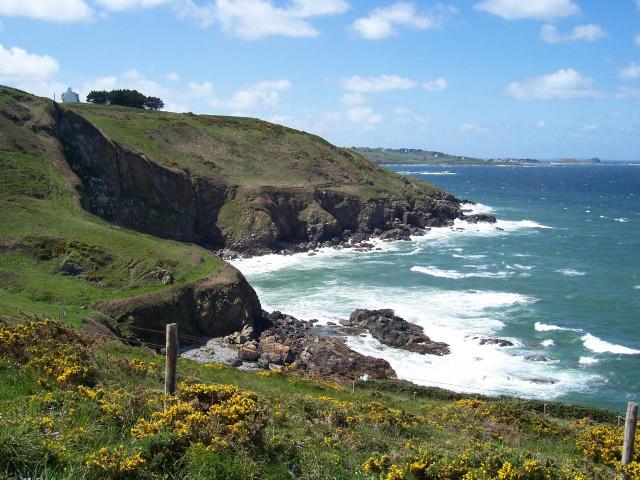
[615,218,630,223]
[579,357,600,365]
[581,334,640,355]
[534,322,582,333]
[541,339,555,347]
[555,269,587,277]
[397,170,456,176]
[411,266,512,279]
[461,202,494,215]
[452,253,487,259]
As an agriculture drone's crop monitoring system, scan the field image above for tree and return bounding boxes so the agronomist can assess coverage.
[144,96,164,110]
[108,89,148,109]
[86,90,110,104]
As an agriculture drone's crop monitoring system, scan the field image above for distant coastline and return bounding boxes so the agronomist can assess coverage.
[353,147,602,166]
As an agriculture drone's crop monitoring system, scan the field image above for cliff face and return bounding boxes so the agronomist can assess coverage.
[54,106,463,256]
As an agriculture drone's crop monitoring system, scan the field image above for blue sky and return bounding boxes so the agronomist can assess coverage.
[1,0,639,159]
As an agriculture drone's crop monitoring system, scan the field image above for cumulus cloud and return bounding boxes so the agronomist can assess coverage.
[619,61,640,80]
[340,92,365,106]
[176,0,348,39]
[540,24,607,44]
[166,72,180,81]
[352,2,447,40]
[341,74,417,92]
[0,44,59,81]
[226,79,291,109]
[95,0,169,11]
[0,0,93,22]
[422,77,447,92]
[506,68,602,101]
[346,106,383,127]
[475,0,579,21]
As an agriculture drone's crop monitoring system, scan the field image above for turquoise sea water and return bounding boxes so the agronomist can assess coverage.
[232,164,640,412]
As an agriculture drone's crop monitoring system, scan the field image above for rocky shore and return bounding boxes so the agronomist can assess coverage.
[183,309,451,383]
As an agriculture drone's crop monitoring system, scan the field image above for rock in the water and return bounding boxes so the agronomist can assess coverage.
[475,337,515,347]
[463,214,497,224]
[343,309,450,355]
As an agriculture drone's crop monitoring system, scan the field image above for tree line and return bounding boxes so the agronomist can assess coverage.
[86,89,164,110]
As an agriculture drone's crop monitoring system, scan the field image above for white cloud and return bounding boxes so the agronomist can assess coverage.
[422,77,447,92]
[635,33,640,47]
[166,72,180,81]
[341,74,417,92]
[506,68,602,101]
[460,123,489,133]
[537,120,546,128]
[346,106,383,127]
[176,0,348,39]
[0,0,93,22]
[540,24,607,44]
[475,0,579,21]
[226,79,291,109]
[95,0,168,11]
[616,86,640,99]
[187,80,214,98]
[393,107,412,115]
[352,2,446,40]
[582,123,598,132]
[340,92,365,106]
[619,61,640,80]
[0,44,59,81]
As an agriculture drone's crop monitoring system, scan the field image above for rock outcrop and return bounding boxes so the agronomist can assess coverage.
[342,309,450,355]
[232,311,396,382]
[94,263,261,345]
[54,106,466,256]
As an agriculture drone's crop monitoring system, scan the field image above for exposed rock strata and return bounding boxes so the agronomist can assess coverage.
[341,309,450,355]
[54,107,471,256]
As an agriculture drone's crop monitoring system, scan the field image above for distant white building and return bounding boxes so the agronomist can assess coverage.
[61,87,80,103]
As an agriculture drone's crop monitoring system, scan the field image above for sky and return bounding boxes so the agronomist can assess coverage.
[1,0,640,160]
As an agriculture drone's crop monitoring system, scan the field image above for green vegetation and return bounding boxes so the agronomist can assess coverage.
[1,317,637,480]
[64,103,437,198]
[86,89,164,110]
[0,88,222,325]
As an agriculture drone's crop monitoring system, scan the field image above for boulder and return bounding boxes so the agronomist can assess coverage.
[463,214,497,224]
[343,309,450,356]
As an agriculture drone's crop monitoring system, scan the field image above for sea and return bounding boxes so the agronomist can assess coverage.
[231,164,640,412]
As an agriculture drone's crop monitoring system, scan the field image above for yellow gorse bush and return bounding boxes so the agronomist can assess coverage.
[131,381,265,449]
[576,422,640,467]
[0,318,93,385]
[84,445,145,477]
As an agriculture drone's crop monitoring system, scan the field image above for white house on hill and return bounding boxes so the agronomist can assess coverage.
[61,87,80,103]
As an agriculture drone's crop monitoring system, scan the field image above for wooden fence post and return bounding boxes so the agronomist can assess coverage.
[621,402,638,479]
[164,323,178,395]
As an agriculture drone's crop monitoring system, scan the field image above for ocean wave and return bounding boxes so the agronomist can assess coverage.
[397,170,456,176]
[541,339,555,347]
[581,334,640,355]
[452,253,487,259]
[579,356,600,365]
[615,218,630,223]
[534,322,582,333]
[555,269,587,277]
[411,266,512,279]
[460,202,494,215]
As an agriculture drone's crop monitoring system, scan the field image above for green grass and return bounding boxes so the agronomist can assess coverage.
[0,123,222,325]
[0,319,625,480]
[64,103,439,199]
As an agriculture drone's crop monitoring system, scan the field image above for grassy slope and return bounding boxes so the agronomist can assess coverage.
[0,87,222,325]
[65,103,439,199]
[0,319,628,480]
